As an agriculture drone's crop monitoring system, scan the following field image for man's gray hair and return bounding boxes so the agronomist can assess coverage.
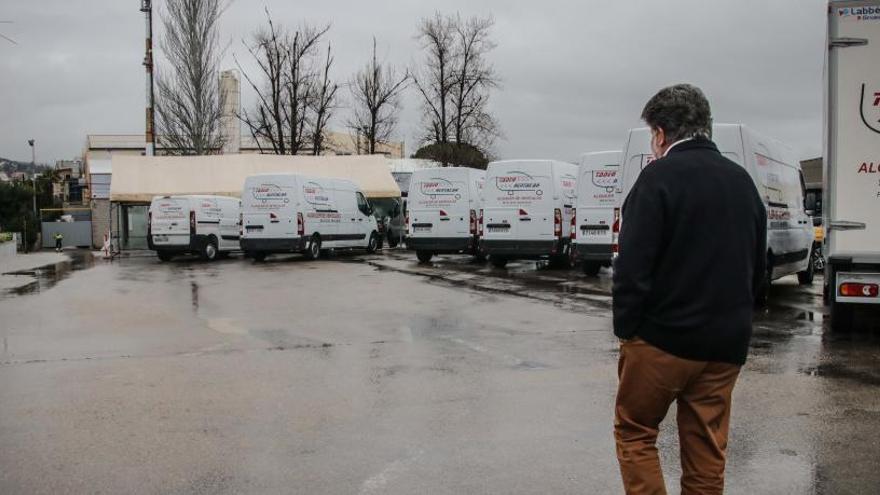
[641,84,713,142]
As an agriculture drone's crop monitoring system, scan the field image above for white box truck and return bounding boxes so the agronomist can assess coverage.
[481,160,578,268]
[405,167,486,263]
[619,124,816,301]
[148,195,241,262]
[572,151,621,276]
[824,1,880,330]
[240,174,380,262]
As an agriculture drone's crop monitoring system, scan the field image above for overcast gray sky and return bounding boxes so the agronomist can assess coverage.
[0,0,827,165]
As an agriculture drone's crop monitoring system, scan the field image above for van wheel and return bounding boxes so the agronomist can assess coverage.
[305,234,321,260]
[367,232,379,253]
[387,231,400,248]
[251,251,267,262]
[416,251,433,263]
[490,256,508,268]
[583,261,602,277]
[798,244,816,285]
[157,252,173,262]
[201,237,219,261]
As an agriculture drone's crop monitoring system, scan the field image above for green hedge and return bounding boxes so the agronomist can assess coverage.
[0,232,13,243]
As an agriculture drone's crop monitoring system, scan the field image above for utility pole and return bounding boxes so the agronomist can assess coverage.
[141,0,155,156]
[28,139,36,217]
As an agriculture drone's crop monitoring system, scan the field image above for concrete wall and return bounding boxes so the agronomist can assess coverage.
[0,240,16,259]
[41,221,92,248]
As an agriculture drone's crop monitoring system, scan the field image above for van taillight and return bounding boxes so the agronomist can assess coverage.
[478,209,484,236]
[239,212,243,236]
[297,212,304,236]
[470,210,477,235]
[570,208,576,240]
[405,212,410,235]
[612,208,621,253]
[189,211,196,234]
[148,211,152,236]
[554,209,562,237]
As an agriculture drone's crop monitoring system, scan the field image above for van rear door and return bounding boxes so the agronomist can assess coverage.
[576,158,619,246]
[484,161,555,241]
[409,171,471,239]
[151,197,191,238]
[242,177,298,239]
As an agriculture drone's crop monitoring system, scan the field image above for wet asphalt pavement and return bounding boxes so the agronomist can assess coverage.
[1,249,879,494]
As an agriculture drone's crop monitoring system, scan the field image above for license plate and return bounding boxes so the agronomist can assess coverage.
[413,226,431,233]
[154,235,168,242]
[583,229,606,236]
[488,227,509,233]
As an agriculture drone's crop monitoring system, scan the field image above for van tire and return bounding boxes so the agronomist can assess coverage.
[416,251,433,263]
[490,256,508,268]
[251,251,267,262]
[157,252,173,262]
[583,261,602,277]
[797,261,814,285]
[201,237,218,261]
[305,234,321,260]
[367,232,379,253]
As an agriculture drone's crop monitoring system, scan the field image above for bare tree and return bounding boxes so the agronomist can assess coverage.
[238,10,329,155]
[450,15,500,150]
[237,8,287,154]
[347,38,409,155]
[308,43,338,155]
[155,0,226,155]
[412,12,457,145]
[413,12,500,157]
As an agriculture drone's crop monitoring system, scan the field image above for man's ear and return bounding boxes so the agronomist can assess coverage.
[654,127,666,147]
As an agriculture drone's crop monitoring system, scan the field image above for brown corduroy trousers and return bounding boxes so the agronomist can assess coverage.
[614,338,741,495]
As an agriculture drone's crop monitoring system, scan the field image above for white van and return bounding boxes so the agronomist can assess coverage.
[148,195,241,262]
[481,160,578,268]
[240,174,379,261]
[619,124,815,297]
[406,167,486,263]
[572,151,621,276]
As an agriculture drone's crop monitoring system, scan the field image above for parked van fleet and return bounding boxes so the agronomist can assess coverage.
[619,124,815,299]
[823,1,880,330]
[148,195,241,262]
[572,151,621,276]
[239,174,379,262]
[406,167,486,263]
[481,160,578,268]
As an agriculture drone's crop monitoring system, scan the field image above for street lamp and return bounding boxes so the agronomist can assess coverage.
[28,139,36,218]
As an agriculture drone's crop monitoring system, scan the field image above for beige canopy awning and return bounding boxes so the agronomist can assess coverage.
[109,154,401,202]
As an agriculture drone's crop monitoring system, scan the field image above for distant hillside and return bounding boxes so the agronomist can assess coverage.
[0,157,51,177]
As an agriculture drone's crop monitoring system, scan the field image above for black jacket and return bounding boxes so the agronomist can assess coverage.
[612,137,767,365]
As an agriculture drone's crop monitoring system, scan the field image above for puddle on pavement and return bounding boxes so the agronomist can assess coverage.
[3,250,95,298]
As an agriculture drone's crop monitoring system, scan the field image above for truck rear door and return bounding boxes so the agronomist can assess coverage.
[827,2,880,258]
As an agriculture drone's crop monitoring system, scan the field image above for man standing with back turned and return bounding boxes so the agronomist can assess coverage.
[612,84,767,494]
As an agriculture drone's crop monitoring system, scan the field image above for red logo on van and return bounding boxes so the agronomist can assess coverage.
[860,83,880,134]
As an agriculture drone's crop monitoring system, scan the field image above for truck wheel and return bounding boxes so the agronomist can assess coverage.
[201,237,218,261]
[416,251,433,263]
[251,251,267,262]
[490,256,508,268]
[157,252,173,262]
[366,232,379,253]
[583,261,602,277]
[830,300,854,332]
[305,234,321,260]
[387,231,400,248]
